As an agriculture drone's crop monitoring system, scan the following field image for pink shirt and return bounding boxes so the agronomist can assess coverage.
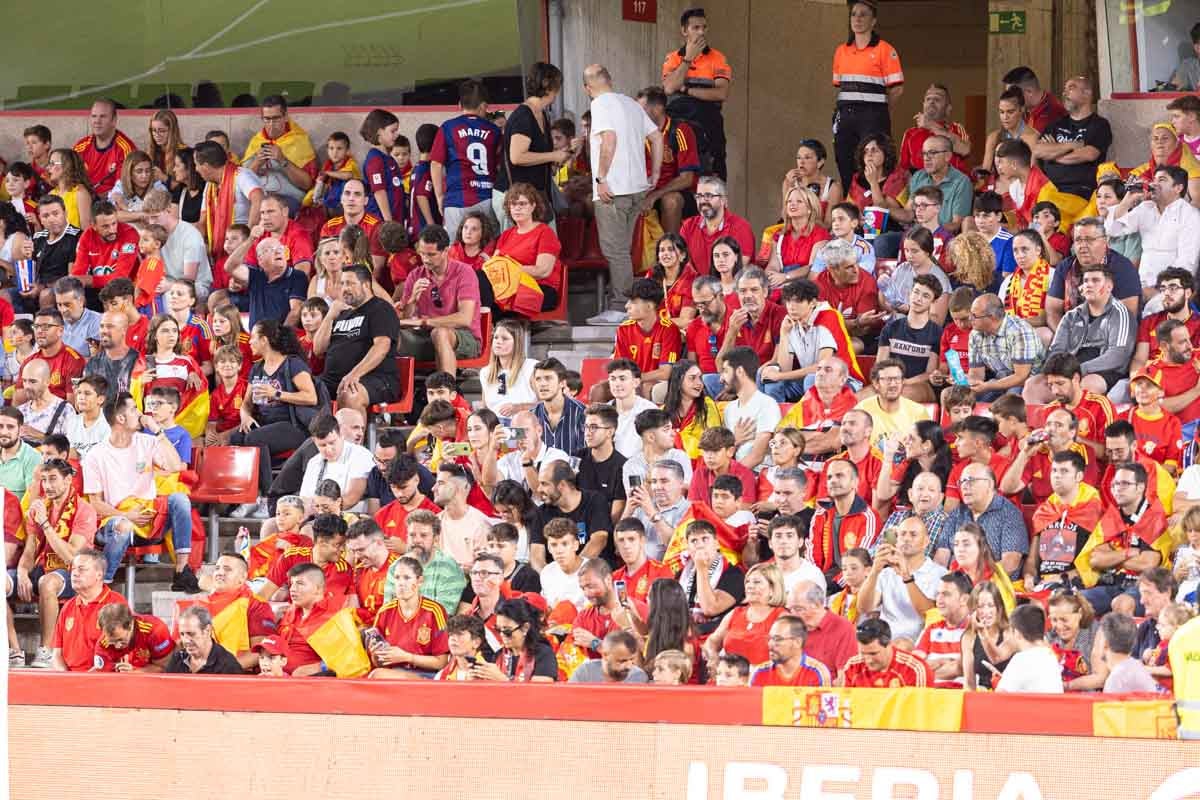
[402,258,482,339]
[81,433,159,505]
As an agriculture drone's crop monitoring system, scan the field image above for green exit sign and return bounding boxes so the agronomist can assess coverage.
[990,10,1027,34]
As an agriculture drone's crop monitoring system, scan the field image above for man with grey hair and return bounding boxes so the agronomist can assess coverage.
[624,457,691,560]
[223,219,308,327]
[584,63,665,325]
[966,292,1045,401]
[53,277,101,355]
[814,240,886,350]
[680,174,755,274]
[165,605,245,674]
[686,273,735,396]
[142,188,212,298]
[786,579,857,678]
[1100,612,1162,694]
[1045,216,1140,329]
[895,133,972,233]
[716,267,786,365]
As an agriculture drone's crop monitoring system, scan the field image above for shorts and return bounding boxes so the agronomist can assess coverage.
[322,371,400,406]
[6,565,75,600]
[395,327,482,362]
[654,189,698,220]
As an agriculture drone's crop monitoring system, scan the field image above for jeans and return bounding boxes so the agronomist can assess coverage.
[95,493,193,582]
[594,191,646,306]
[1082,581,1142,616]
[760,375,811,403]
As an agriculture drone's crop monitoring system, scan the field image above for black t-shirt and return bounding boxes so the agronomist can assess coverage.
[498,639,559,681]
[324,297,399,384]
[248,355,312,425]
[32,226,81,285]
[1037,113,1112,198]
[574,447,627,507]
[497,103,553,195]
[534,490,616,567]
[879,316,942,379]
[164,642,244,674]
[686,565,745,636]
[171,186,203,223]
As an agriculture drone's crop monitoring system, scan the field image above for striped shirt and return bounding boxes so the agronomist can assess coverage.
[915,619,968,687]
[534,395,587,456]
[832,35,904,106]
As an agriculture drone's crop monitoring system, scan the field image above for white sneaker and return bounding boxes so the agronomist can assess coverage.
[30,646,53,669]
[247,499,269,519]
[231,501,266,519]
[586,309,626,325]
[9,648,25,668]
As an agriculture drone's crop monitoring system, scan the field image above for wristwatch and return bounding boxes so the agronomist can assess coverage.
[274,389,282,400]
[595,175,606,185]
[522,461,534,468]
[902,576,916,584]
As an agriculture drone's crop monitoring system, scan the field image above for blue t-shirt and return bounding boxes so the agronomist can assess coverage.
[989,229,1018,275]
[145,424,192,464]
[247,264,309,327]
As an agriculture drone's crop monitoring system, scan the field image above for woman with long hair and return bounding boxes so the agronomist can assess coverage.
[759,187,830,281]
[709,236,743,298]
[875,420,953,515]
[209,303,254,381]
[457,408,502,511]
[652,233,698,331]
[367,556,451,680]
[491,479,538,565]
[1046,589,1108,691]
[170,147,205,224]
[494,182,563,314]
[638,578,695,672]
[471,596,558,682]
[949,522,1016,611]
[147,109,185,186]
[846,133,908,220]
[480,318,537,419]
[48,148,93,229]
[960,580,1015,690]
[230,319,319,518]
[702,563,787,671]
[1001,228,1053,347]
[141,314,205,399]
[448,210,496,271]
[948,231,1000,294]
[333,227,390,302]
[981,87,1039,176]
[111,151,166,223]
[662,359,720,461]
[781,138,843,226]
[308,237,344,304]
[0,203,32,277]
[494,61,571,231]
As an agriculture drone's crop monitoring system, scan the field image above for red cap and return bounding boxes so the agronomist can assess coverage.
[1131,368,1162,388]
[255,637,288,657]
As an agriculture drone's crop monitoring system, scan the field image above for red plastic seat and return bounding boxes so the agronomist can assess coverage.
[370,356,416,417]
[563,218,608,314]
[190,447,260,506]
[557,216,585,263]
[531,278,569,323]
[414,308,493,371]
[857,354,876,377]
[579,357,610,401]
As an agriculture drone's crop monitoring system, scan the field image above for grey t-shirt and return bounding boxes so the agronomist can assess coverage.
[84,350,142,402]
[876,559,948,643]
[568,659,648,684]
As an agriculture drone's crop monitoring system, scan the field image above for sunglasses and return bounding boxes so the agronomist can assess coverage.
[431,285,443,309]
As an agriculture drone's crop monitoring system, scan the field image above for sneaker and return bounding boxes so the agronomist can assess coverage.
[171,565,202,594]
[230,502,260,519]
[8,648,25,668]
[29,647,53,669]
[586,309,627,325]
[247,498,269,519]
[141,553,161,564]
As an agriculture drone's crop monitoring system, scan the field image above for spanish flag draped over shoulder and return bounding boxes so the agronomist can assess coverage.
[662,501,746,574]
[203,161,239,260]
[130,357,211,439]
[482,254,544,318]
[243,121,317,176]
[756,222,784,267]
[175,588,252,655]
[1011,165,1086,230]
[812,303,864,383]
[1075,500,1172,588]
[307,607,372,678]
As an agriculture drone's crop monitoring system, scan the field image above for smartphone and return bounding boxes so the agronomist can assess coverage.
[442,441,472,458]
[981,660,1002,676]
[1028,428,1049,445]
[882,528,899,546]
[629,474,643,489]
[614,579,628,604]
[513,427,526,442]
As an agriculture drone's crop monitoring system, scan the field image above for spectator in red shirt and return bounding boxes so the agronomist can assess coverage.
[73,100,135,198]
[690,426,756,507]
[70,200,139,302]
[686,274,733,396]
[1002,66,1066,134]
[750,614,833,687]
[1130,267,1200,376]
[237,193,315,275]
[573,557,646,658]
[787,580,858,678]
[759,187,832,279]
[718,267,785,367]
[813,239,884,352]
[898,84,973,175]
[636,86,701,235]
[913,571,973,687]
[93,602,174,673]
[15,308,85,406]
[840,616,934,687]
[50,549,127,671]
[680,176,754,274]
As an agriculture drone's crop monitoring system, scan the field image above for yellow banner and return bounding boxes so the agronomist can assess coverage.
[762,687,963,732]
[1093,700,1178,739]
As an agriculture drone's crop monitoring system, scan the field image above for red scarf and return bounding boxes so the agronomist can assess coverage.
[203,162,239,260]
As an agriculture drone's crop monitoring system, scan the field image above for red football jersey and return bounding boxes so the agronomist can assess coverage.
[1136,311,1200,360]
[373,597,450,656]
[267,546,353,598]
[938,321,971,371]
[574,601,649,657]
[1020,444,1100,506]
[319,213,385,257]
[71,224,140,288]
[374,497,441,543]
[659,266,698,321]
[73,131,135,196]
[1051,391,1114,444]
[19,346,85,401]
[354,554,400,625]
[178,314,213,365]
[730,300,786,364]
[614,312,682,375]
[1125,407,1182,470]
[51,586,127,672]
[613,559,676,605]
[946,453,1012,501]
[648,117,702,191]
[814,447,885,507]
[842,648,933,688]
[93,613,174,671]
[1143,357,1200,423]
[127,314,150,353]
[750,656,832,687]
[210,377,247,432]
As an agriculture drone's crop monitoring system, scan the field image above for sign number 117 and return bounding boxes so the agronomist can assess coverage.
[623,0,656,23]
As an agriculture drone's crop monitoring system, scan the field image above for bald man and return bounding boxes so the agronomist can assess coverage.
[1030,75,1111,199]
[16,359,77,443]
[83,310,142,403]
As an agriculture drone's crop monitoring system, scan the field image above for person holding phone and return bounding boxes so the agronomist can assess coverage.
[572,557,647,658]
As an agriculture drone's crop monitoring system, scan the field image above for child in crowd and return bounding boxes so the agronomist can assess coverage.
[1174,508,1200,604]
[146,386,191,463]
[714,653,751,687]
[298,297,328,376]
[829,547,871,622]
[209,303,253,380]
[1031,200,1069,261]
[210,224,252,312]
[426,371,472,438]
[410,123,441,238]
[312,131,359,214]
[939,384,976,453]
[540,518,587,609]
[256,637,289,677]
[1,319,35,387]
[379,221,419,294]
[206,345,247,446]
[711,474,755,529]
[971,191,1017,274]
[243,495,313,581]
[23,124,52,189]
[392,134,413,191]
[1145,602,1194,687]
[361,109,406,224]
[64,374,110,459]
[5,162,39,226]
[934,286,974,388]
[652,649,692,685]
[134,224,168,312]
[1125,371,1182,475]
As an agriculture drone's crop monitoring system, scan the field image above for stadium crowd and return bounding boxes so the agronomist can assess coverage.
[3,2,1200,692]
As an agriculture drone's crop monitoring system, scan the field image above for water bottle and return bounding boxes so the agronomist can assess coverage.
[946,350,969,386]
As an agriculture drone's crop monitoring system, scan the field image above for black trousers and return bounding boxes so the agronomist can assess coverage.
[833,103,892,189]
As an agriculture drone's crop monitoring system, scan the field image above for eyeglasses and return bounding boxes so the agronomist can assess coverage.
[469,569,503,578]
[33,322,62,330]
[583,424,613,433]
[1157,283,1185,292]
[922,149,949,157]
[959,476,993,486]
[912,202,937,210]
[766,635,798,644]
[496,626,522,637]
[1109,480,1141,489]
[1073,235,1104,244]
[695,193,723,201]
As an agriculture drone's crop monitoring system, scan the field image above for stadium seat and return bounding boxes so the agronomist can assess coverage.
[531,277,569,323]
[564,218,608,314]
[133,83,192,107]
[858,354,876,376]
[189,446,260,561]
[4,85,74,110]
[366,356,416,448]
[415,307,492,371]
[579,357,609,400]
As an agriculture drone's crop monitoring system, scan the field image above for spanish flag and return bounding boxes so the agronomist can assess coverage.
[1009,165,1086,230]
[662,501,746,574]
[482,253,544,318]
[175,588,252,656]
[307,607,372,678]
[763,687,963,732]
[243,121,317,182]
[130,356,211,439]
[1075,500,1172,588]
[813,304,864,383]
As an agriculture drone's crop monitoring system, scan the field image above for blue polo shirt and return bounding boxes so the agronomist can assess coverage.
[248,264,308,327]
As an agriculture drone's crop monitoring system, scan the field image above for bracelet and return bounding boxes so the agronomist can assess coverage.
[591,638,601,651]
[902,576,915,584]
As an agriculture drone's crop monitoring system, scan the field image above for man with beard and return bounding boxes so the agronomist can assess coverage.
[568,629,649,683]
[685,274,734,397]
[536,459,614,567]
[855,358,930,445]
[719,345,780,470]
[13,309,85,406]
[8,458,96,669]
[374,453,440,547]
[679,175,754,274]
[572,557,646,657]
[384,509,467,612]
[813,408,883,506]
[70,200,139,306]
[20,196,80,311]
[434,463,492,572]
[716,268,785,366]
[396,225,481,376]
[897,84,972,174]
[750,614,832,687]
[810,459,883,590]
[49,549,126,671]
[1131,268,1200,376]
[1035,352,1115,455]
[0,408,46,500]
[813,240,885,351]
[1145,319,1200,443]
[1033,75,1111,200]
[1000,406,1099,506]
[312,263,400,417]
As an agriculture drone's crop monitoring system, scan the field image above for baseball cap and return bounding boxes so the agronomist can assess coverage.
[1131,368,1162,388]
[255,637,288,657]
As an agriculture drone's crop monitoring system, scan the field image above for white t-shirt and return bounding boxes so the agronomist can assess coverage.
[200,167,263,225]
[481,358,539,418]
[540,560,587,609]
[162,221,214,297]
[1176,465,1200,500]
[588,91,656,199]
[780,559,827,594]
[65,414,112,460]
[723,391,783,462]
[439,506,493,569]
[298,441,374,507]
[613,396,658,458]
[876,559,948,643]
[996,646,1065,693]
[497,443,570,497]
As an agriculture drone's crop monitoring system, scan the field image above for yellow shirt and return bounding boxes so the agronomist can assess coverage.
[854,395,931,449]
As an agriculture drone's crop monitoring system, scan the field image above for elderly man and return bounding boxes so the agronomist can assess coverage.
[141,189,213,298]
[53,277,101,356]
[243,95,317,215]
[397,225,481,375]
[884,470,949,547]
[49,550,126,671]
[1033,75,1111,200]
[787,580,857,678]
[813,239,885,350]
[856,514,946,644]
[497,410,569,498]
[312,264,400,416]
[897,84,972,174]
[1105,165,1200,301]
[16,360,76,443]
[625,458,692,562]
[685,274,735,396]
[945,462,1029,578]
[966,293,1045,401]
[583,64,663,325]
[165,606,245,674]
[1046,217,1140,329]
[73,99,135,196]
[679,175,755,274]
[194,552,278,670]
[778,355,859,456]
[750,615,832,686]
[894,134,972,233]
[225,234,308,328]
